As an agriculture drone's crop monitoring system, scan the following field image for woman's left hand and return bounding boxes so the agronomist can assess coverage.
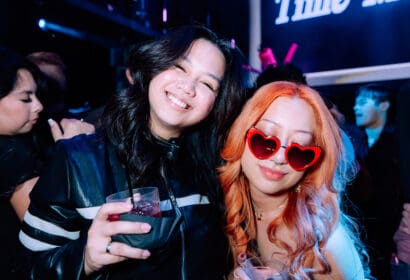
[228,267,251,280]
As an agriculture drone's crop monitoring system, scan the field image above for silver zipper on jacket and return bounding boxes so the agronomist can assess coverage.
[159,160,187,280]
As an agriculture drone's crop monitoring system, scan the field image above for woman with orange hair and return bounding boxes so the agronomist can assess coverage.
[219,81,369,279]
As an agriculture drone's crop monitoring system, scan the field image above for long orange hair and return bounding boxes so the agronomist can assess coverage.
[219,81,344,278]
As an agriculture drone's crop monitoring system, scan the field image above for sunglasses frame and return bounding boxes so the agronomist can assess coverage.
[246,127,322,171]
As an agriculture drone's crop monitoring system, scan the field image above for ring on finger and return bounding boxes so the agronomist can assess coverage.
[106,242,112,254]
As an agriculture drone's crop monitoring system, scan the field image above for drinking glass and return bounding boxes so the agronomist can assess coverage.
[106,187,161,221]
[242,256,288,280]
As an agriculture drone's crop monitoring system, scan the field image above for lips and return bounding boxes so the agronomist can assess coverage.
[259,165,286,181]
[166,92,189,110]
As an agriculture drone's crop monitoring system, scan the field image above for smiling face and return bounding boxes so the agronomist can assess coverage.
[241,96,317,197]
[148,38,225,139]
[0,69,43,135]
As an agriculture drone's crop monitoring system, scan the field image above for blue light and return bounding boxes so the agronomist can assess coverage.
[38,19,46,29]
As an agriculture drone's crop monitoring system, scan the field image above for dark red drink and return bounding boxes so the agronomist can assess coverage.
[108,200,161,221]
[130,200,161,217]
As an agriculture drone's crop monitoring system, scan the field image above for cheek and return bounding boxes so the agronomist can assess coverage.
[196,94,216,116]
[240,150,258,180]
[286,171,305,187]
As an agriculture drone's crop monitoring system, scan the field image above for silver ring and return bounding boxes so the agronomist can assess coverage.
[105,242,112,254]
[80,118,84,122]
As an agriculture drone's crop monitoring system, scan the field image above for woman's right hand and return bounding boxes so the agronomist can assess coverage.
[48,118,95,142]
[84,202,152,275]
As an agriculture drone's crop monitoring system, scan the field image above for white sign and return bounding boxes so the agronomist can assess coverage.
[275,0,400,25]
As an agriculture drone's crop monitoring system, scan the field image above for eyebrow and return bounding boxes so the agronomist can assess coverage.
[260,119,313,136]
[182,56,222,83]
[16,89,36,96]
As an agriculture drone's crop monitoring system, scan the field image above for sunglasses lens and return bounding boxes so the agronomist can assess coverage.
[250,133,278,159]
[287,146,317,170]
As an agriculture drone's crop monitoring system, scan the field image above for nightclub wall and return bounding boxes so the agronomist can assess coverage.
[261,0,410,73]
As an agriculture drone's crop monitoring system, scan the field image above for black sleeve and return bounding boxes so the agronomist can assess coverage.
[19,142,92,279]
[0,135,40,199]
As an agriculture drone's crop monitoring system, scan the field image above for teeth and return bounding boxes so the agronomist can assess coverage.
[167,94,188,109]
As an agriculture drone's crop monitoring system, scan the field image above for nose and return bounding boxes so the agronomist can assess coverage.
[353,106,361,115]
[269,146,287,165]
[32,95,44,113]
[177,79,196,97]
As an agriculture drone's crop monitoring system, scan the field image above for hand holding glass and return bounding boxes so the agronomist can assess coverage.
[105,187,181,250]
[242,256,288,280]
[106,187,161,221]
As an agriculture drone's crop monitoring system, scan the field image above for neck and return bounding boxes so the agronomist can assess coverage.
[149,118,182,140]
[252,195,289,221]
[365,126,384,148]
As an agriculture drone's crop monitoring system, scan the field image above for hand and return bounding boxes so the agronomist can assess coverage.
[398,203,410,235]
[227,267,251,280]
[84,202,152,275]
[48,118,95,141]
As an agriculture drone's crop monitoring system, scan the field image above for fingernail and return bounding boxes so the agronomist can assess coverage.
[238,252,246,263]
[142,250,151,258]
[142,223,151,232]
[47,118,55,126]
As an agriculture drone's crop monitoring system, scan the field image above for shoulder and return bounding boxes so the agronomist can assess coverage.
[52,133,109,159]
[316,223,365,280]
[0,135,40,195]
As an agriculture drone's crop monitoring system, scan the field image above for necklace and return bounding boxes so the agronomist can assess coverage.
[254,198,288,221]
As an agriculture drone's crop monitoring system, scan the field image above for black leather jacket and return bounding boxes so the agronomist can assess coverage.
[19,132,231,279]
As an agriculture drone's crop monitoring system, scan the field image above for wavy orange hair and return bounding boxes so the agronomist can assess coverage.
[219,81,344,278]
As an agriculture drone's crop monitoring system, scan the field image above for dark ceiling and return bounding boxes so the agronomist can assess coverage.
[2,0,249,52]
[1,0,249,107]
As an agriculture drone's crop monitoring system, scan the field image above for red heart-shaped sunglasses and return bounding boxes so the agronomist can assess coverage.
[246,127,322,171]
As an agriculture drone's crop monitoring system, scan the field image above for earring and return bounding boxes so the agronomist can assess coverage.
[294,184,301,193]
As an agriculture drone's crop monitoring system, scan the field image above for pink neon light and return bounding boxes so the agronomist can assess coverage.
[230,38,236,49]
[162,8,167,22]
[284,43,298,64]
[242,64,262,74]
[259,48,277,69]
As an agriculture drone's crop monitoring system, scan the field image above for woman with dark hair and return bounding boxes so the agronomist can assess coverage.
[219,81,370,279]
[0,47,44,278]
[0,47,93,278]
[19,25,247,279]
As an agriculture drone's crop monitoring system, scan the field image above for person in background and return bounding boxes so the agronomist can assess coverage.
[254,63,307,89]
[219,81,370,279]
[354,83,403,279]
[19,24,247,279]
[391,80,410,279]
[27,51,100,160]
[0,46,94,278]
[26,51,68,119]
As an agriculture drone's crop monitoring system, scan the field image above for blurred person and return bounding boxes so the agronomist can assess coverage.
[354,83,403,279]
[391,80,410,279]
[27,51,101,160]
[0,47,93,278]
[254,63,307,89]
[219,81,370,279]
[26,51,68,117]
[19,24,247,279]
